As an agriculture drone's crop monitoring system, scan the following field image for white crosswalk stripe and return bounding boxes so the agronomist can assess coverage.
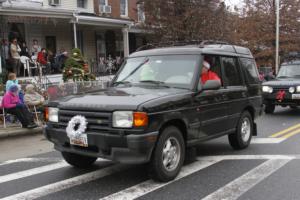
[100,158,222,200]
[0,161,69,184]
[202,159,291,200]
[0,157,61,167]
[0,155,297,200]
[0,164,129,200]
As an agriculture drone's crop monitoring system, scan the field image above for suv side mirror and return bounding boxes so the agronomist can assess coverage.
[202,80,221,91]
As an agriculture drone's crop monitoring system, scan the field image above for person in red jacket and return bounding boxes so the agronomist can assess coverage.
[201,60,221,85]
[37,48,47,65]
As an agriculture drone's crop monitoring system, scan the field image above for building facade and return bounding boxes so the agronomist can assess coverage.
[0,0,147,75]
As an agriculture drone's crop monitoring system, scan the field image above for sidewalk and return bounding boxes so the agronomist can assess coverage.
[0,126,43,139]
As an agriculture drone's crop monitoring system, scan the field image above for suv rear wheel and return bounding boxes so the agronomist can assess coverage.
[265,103,275,114]
[148,126,185,182]
[62,152,97,168]
[228,111,253,150]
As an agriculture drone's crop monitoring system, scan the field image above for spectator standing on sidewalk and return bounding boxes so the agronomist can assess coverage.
[10,38,21,76]
[2,85,37,129]
[31,39,41,57]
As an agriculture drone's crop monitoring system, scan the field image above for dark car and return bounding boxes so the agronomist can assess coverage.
[262,61,300,114]
[44,42,262,182]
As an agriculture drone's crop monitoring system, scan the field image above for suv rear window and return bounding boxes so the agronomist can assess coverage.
[222,57,242,86]
[240,58,259,84]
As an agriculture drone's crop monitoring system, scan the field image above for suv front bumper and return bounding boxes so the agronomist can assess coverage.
[44,124,158,164]
[263,93,300,106]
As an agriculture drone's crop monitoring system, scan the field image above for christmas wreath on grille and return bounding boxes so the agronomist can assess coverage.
[66,115,88,138]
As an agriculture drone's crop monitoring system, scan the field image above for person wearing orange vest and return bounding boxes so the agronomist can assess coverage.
[201,60,221,85]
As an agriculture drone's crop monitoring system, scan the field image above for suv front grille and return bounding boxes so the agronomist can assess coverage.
[58,110,111,132]
[272,86,289,92]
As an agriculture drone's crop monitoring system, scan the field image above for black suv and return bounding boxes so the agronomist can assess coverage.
[44,42,262,182]
[263,61,300,113]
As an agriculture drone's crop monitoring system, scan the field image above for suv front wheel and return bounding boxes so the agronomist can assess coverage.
[228,111,253,150]
[148,126,185,182]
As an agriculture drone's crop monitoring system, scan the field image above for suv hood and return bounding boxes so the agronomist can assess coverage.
[57,86,188,111]
[263,79,300,87]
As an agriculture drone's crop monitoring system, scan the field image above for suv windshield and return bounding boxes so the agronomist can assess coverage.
[277,65,300,78]
[114,55,199,89]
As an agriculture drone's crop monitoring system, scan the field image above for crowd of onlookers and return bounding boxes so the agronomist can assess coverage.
[1,38,68,77]
[0,72,45,128]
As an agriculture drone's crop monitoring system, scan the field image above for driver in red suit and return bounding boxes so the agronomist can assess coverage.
[201,60,221,85]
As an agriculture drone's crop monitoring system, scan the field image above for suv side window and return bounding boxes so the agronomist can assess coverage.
[239,58,260,84]
[203,54,223,87]
[221,57,242,86]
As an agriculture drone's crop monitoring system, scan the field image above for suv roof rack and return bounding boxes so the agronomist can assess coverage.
[135,40,230,52]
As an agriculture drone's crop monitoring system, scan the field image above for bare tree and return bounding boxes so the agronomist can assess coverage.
[139,0,231,43]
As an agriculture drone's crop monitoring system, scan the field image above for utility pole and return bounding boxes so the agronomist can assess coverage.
[275,0,280,74]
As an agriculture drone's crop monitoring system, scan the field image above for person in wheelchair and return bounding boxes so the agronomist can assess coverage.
[2,85,37,129]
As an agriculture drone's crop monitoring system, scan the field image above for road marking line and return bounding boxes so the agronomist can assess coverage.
[202,159,291,200]
[251,138,286,144]
[281,128,300,139]
[0,161,69,184]
[270,123,300,138]
[200,155,295,160]
[99,158,222,200]
[0,164,129,200]
[0,158,61,167]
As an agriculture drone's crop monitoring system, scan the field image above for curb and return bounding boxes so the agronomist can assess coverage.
[0,127,43,139]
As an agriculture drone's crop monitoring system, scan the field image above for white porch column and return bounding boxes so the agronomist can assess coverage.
[73,22,78,48]
[122,27,129,57]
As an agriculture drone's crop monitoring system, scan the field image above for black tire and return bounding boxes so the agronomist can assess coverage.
[265,103,275,114]
[228,111,253,150]
[148,126,185,182]
[61,152,97,168]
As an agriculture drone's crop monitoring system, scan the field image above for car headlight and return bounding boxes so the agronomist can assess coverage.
[48,107,59,122]
[262,86,273,93]
[113,111,133,128]
[112,111,148,128]
[289,87,295,93]
[297,86,300,93]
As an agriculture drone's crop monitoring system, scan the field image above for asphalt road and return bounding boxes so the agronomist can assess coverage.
[1,106,300,200]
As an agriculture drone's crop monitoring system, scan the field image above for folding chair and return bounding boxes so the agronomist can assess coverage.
[0,107,6,128]
[26,105,42,125]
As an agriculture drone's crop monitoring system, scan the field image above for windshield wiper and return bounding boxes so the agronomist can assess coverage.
[112,81,132,86]
[139,80,170,88]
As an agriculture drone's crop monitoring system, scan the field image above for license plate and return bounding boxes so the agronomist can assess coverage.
[292,94,300,99]
[70,134,88,147]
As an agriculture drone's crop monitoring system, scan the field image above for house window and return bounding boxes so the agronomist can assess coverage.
[77,0,86,8]
[120,0,128,17]
[99,0,108,6]
[137,3,145,22]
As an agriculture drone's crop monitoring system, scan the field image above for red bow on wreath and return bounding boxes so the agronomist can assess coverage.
[276,90,286,102]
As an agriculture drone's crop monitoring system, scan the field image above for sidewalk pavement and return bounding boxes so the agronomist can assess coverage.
[0,126,43,139]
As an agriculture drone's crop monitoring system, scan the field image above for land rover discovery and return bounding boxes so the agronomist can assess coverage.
[44,42,262,182]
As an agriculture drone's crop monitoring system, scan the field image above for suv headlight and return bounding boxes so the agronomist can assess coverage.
[48,107,59,122]
[113,111,133,128]
[112,111,148,128]
[289,87,295,93]
[262,86,273,93]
